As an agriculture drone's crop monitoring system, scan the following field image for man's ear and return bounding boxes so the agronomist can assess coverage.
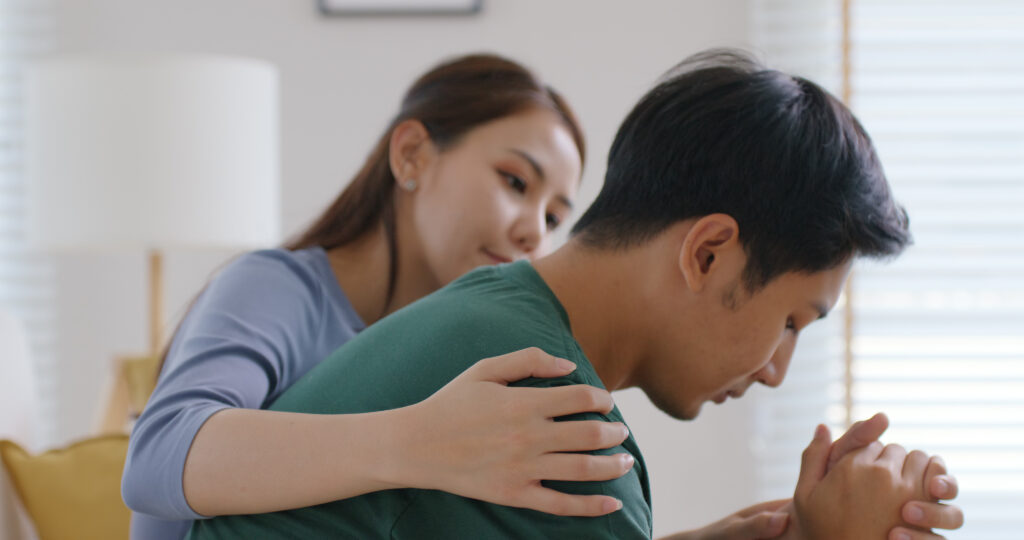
[678,214,741,293]
[388,119,436,189]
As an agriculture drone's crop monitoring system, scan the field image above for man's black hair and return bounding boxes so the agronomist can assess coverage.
[572,49,911,289]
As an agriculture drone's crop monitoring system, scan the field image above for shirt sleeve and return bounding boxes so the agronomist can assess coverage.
[121,251,330,520]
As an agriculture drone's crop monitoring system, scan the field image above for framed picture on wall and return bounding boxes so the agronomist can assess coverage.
[318,0,483,16]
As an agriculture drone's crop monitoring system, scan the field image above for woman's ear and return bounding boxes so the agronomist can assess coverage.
[388,119,435,190]
[678,214,741,293]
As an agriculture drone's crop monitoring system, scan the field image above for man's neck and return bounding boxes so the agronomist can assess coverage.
[532,241,651,392]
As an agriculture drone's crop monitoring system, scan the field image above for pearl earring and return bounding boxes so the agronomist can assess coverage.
[403,179,418,191]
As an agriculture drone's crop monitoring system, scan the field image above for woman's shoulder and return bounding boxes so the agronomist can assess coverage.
[187,247,346,326]
[228,246,325,276]
[209,247,331,295]
[227,247,363,330]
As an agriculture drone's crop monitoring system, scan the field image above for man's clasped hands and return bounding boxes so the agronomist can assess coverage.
[672,413,964,540]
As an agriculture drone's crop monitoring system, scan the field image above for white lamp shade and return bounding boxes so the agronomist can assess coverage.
[0,310,35,445]
[26,54,280,250]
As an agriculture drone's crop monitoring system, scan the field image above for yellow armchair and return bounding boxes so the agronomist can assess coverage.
[0,434,130,540]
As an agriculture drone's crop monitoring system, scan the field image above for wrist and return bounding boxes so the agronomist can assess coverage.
[329,406,415,495]
[372,403,426,491]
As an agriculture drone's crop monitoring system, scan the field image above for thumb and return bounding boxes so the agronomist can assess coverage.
[463,347,575,385]
[795,424,832,500]
[827,412,888,473]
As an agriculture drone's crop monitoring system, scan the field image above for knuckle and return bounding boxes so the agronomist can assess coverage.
[582,423,607,447]
[574,457,598,478]
[867,461,894,480]
[885,443,906,454]
[524,346,544,359]
[869,459,890,473]
[927,457,949,477]
[577,387,604,411]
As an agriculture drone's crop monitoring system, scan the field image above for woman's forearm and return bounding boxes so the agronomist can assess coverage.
[183,407,409,516]
[183,350,634,518]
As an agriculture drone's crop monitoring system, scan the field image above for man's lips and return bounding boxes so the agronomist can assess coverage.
[482,248,513,264]
[712,388,746,404]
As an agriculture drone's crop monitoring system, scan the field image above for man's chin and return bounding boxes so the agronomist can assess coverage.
[643,389,702,420]
[681,403,702,420]
[663,401,702,421]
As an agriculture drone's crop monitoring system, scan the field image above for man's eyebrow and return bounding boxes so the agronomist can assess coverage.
[508,148,574,210]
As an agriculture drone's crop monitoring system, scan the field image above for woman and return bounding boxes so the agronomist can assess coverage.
[122,54,634,540]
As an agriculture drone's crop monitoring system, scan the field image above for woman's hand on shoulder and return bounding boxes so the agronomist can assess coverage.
[387,347,633,517]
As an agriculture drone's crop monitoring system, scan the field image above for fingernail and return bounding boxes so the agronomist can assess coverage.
[906,505,924,522]
[620,453,635,468]
[603,498,623,513]
[896,533,911,540]
[936,478,949,494]
[556,358,576,371]
[769,513,786,530]
[620,425,630,439]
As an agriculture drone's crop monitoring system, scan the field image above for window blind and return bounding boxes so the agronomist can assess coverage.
[749,0,849,502]
[755,1,1023,538]
[849,1,1024,538]
[0,0,57,448]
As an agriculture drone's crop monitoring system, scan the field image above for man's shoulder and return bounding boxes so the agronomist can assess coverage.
[270,264,574,414]
[364,263,574,361]
[404,263,553,318]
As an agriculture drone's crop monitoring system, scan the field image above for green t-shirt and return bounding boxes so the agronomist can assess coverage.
[189,261,653,539]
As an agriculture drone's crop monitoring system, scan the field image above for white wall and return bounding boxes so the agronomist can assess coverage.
[47,0,762,534]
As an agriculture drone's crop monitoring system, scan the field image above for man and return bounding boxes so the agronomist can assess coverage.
[191,49,962,539]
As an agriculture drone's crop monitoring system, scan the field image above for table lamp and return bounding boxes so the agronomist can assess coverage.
[25,53,279,357]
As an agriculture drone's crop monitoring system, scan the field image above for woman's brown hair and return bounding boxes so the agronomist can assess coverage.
[155,53,585,378]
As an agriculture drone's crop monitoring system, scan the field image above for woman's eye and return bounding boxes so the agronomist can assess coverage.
[501,171,527,194]
[785,318,796,332]
[545,213,561,230]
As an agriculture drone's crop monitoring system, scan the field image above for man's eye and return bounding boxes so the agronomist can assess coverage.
[785,318,796,331]
[501,172,527,193]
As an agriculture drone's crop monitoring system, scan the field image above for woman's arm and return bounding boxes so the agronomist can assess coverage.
[125,252,631,521]
[184,348,632,517]
[123,250,334,520]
